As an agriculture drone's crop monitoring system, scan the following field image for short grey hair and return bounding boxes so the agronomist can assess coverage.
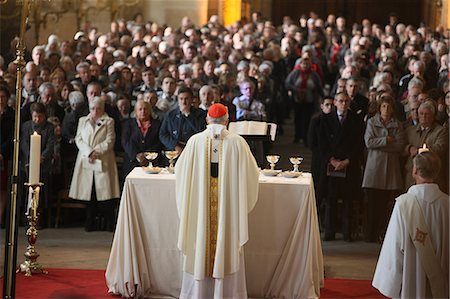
[38,82,55,95]
[206,113,229,125]
[178,64,192,75]
[76,61,90,73]
[413,151,441,181]
[68,91,85,106]
[89,96,105,110]
[418,100,436,117]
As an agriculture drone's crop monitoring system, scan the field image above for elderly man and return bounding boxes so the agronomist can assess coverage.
[175,103,259,299]
[21,71,38,108]
[346,77,369,118]
[21,82,65,123]
[373,151,449,298]
[198,85,214,111]
[159,86,206,153]
[404,101,448,193]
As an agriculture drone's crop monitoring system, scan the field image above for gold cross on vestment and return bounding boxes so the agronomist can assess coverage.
[413,228,428,245]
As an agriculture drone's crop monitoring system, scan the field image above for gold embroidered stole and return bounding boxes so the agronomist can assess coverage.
[205,136,222,277]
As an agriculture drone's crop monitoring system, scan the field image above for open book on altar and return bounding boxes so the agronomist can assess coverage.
[228,121,268,136]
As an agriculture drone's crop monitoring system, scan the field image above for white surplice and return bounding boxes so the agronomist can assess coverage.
[372,183,449,298]
[175,125,259,299]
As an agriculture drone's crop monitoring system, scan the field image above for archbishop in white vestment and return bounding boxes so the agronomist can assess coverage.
[175,103,259,299]
[372,151,449,299]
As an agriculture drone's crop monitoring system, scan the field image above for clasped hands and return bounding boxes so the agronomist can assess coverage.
[88,150,99,163]
[330,157,349,171]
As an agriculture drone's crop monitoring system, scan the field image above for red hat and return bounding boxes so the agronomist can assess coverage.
[207,103,228,118]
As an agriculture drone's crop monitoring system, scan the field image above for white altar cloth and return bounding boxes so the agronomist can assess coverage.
[105,167,323,298]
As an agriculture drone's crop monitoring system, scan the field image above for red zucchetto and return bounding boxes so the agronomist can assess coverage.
[207,103,228,118]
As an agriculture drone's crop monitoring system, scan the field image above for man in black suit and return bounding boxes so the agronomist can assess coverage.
[319,92,365,241]
[307,96,334,218]
[346,77,369,119]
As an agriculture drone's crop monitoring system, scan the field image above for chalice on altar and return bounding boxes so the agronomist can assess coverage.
[164,150,179,173]
[144,152,158,168]
[266,154,280,170]
[289,156,304,172]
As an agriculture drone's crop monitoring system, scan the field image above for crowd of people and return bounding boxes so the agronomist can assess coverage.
[0,11,448,237]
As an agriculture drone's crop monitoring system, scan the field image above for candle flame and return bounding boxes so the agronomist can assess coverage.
[418,143,429,154]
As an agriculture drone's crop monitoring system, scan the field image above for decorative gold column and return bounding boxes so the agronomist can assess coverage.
[2,0,31,297]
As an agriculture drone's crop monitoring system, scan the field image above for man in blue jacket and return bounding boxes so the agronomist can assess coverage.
[159,86,206,153]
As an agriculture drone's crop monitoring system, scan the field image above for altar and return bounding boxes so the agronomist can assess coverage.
[105,167,324,298]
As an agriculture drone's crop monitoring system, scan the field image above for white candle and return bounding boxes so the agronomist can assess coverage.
[29,131,41,184]
[418,143,429,154]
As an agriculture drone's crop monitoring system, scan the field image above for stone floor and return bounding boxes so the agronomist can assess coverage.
[0,227,380,281]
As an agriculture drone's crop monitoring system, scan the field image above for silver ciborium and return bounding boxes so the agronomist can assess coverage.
[289,156,304,172]
[266,154,280,170]
[164,150,179,172]
[144,152,158,168]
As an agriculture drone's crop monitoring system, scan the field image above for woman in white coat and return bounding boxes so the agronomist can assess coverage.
[69,96,120,231]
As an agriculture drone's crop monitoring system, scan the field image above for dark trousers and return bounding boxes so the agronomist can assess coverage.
[293,102,315,144]
[365,188,398,242]
[324,176,355,240]
[85,181,117,232]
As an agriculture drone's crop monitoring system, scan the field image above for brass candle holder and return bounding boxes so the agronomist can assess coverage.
[18,183,47,276]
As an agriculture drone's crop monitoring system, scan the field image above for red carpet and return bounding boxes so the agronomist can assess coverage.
[3,268,386,298]
[321,278,387,298]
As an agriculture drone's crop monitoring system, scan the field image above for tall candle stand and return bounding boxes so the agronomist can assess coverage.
[18,183,47,276]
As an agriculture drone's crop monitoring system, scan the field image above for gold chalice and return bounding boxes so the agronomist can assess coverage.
[164,150,179,172]
[266,154,280,170]
[289,156,304,172]
[144,152,158,168]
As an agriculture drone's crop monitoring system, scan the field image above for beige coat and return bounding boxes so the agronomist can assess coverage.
[362,114,405,190]
[404,122,448,192]
[69,114,120,201]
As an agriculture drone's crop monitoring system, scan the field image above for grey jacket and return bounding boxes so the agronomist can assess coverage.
[362,114,405,190]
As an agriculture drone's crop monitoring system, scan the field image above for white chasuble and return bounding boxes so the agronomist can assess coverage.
[372,184,449,299]
[175,125,259,298]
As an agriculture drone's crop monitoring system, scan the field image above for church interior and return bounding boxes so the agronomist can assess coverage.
[0,0,448,298]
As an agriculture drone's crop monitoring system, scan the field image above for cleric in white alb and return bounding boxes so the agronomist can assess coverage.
[175,103,260,299]
[372,151,449,298]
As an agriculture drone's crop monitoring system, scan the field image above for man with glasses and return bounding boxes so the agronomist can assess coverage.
[319,92,365,241]
[404,101,448,193]
[404,101,420,128]
[308,96,334,222]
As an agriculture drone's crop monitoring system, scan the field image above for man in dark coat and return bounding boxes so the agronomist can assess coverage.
[307,96,334,220]
[159,87,207,153]
[20,102,55,227]
[319,92,365,241]
[346,77,369,119]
